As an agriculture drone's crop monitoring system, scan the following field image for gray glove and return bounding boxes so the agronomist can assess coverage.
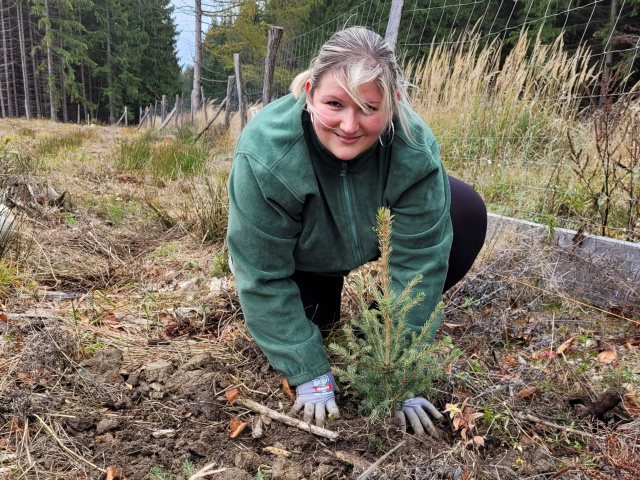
[395,397,443,437]
[289,372,341,427]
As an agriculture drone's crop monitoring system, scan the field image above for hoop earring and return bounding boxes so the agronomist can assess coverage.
[306,103,314,124]
[379,122,394,147]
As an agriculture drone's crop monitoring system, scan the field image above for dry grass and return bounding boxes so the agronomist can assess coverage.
[409,28,640,240]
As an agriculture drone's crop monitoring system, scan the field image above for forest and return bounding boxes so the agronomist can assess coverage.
[0,0,181,124]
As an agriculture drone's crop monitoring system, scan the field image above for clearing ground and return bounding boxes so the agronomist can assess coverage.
[0,119,639,480]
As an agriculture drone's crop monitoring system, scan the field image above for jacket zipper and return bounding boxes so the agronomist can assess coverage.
[341,162,364,265]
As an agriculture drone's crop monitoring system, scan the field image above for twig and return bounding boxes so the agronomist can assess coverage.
[356,440,406,480]
[35,415,106,474]
[514,412,603,440]
[188,464,226,479]
[222,396,339,441]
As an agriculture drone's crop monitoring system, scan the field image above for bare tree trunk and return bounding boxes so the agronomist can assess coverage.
[60,56,68,122]
[106,0,115,124]
[604,0,617,84]
[29,15,42,118]
[44,0,56,120]
[9,28,20,116]
[1,0,13,117]
[0,4,5,117]
[190,0,201,116]
[81,61,88,121]
[17,2,30,119]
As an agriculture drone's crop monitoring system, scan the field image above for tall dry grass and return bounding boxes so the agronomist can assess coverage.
[408,29,640,240]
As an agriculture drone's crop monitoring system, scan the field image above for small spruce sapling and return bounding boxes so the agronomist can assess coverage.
[329,207,459,423]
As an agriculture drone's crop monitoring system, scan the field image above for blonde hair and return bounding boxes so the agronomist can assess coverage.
[291,27,414,140]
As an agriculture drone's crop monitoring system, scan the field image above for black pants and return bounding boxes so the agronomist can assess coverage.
[291,176,487,334]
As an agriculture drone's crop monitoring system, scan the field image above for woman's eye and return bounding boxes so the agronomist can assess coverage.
[367,105,378,112]
[327,101,341,108]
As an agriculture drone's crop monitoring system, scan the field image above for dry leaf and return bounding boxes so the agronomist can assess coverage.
[444,323,462,328]
[124,383,133,390]
[0,313,7,323]
[535,422,550,431]
[597,349,617,364]
[517,386,540,400]
[229,418,248,438]
[627,336,640,346]
[624,395,640,414]
[263,446,291,457]
[473,435,485,446]
[105,466,123,480]
[225,388,239,403]
[282,379,295,402]
[556,337,575,354]
[503,355,517,367]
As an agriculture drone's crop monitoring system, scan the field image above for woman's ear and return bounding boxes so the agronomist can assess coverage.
[306,81,311,94]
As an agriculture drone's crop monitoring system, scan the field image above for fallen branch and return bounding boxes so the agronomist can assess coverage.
[323,449,375,473]
[356,440,405,480]
[222,394,339,441]
[514,412,603,440]
[188,464,226,480]
[35,415,106,474]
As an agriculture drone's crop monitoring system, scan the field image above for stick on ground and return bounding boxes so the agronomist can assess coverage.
[222,395,339,441]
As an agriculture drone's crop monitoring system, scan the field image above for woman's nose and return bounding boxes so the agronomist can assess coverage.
[340,109,359,134]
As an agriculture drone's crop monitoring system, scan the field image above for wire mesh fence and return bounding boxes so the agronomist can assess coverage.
[224,0,640,310]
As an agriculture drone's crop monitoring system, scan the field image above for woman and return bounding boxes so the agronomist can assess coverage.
[227,27,486,436]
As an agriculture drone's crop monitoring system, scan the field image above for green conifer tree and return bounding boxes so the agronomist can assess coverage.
[330,207,459,423]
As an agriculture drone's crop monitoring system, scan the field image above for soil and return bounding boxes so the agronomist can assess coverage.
[1,119,639,479]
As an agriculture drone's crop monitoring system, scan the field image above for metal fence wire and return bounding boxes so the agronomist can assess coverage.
[231,0,640,310]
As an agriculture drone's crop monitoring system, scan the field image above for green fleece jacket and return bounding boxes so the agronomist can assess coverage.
[227,93,453,386]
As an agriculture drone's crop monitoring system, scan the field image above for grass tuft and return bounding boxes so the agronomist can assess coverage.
[34,129,94,157]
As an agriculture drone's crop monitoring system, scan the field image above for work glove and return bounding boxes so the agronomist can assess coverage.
[289,372,341,428]
[395,397,443,437]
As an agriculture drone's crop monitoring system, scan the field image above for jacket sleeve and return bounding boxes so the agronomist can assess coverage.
[227,153,331,385]
[388,138,453,341]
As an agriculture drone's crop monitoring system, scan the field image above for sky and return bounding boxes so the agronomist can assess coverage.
[170,0,212,69]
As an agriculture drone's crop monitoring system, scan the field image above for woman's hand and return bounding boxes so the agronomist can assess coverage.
[395,397,443,437]
[289,372,341,428]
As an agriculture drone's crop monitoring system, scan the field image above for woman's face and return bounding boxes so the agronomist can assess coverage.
[307,75,387,160]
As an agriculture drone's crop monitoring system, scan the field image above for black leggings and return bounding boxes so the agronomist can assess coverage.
[291,176,487,334]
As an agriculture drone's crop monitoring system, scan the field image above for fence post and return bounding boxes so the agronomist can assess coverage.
[124,106,127,126]
[78,105,80,124]
[384,0,405,50]
[225,75,235,130]
[162,95,166,122]
[154,100,158,127]
[234,53,247,129]
[175,94,180,129]
[263,26,284,106]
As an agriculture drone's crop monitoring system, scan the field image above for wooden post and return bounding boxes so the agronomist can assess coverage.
[175,94,179,129]
[384,0,405,50]
[137,106,150,131]
[192,97,227,144]
[154,100,158,127]
[225,75,235,129]
[201,86,207,122]
[263,26,284,106]
[161,95,166,122]
[124,106,127,126]
[234,54,247,129]
[159,106,176,130]
[78,104,80,124]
